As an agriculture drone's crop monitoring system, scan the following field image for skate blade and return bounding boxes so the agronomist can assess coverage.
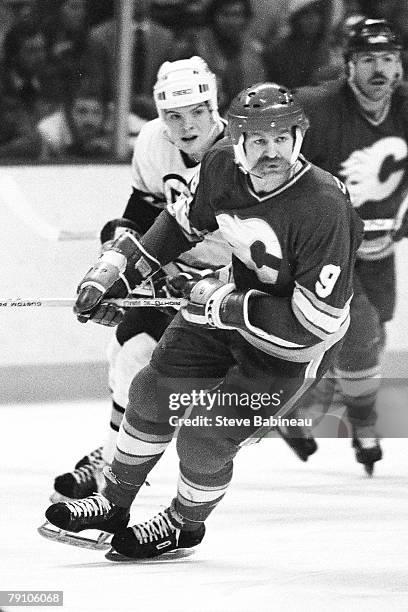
[105,547,196,562]
[38,522,112,551]
[105,548,138,562]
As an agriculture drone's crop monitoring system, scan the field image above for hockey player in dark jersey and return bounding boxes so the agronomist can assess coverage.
[48,57,231,502]
[296,18,408,474]
[44,83,363,559]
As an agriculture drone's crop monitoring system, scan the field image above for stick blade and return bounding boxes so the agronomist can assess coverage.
[38,522,112,550]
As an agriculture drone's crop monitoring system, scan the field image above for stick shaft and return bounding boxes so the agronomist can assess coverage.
[0,297,187,308]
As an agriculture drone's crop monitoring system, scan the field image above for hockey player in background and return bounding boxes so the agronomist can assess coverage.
[50,56,231,501]
[44,83,363,559]
[297,18,408,474]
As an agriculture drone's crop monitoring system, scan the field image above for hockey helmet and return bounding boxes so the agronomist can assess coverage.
[154,56,218,115]
[344,18,402,61]
[228,82,309,170]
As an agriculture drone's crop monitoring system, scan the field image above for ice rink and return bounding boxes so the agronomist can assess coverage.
[1,398,408,612]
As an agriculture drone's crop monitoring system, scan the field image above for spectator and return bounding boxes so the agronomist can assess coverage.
[1,21,61,121]
[43,0,103,91]
[172,0,266,115]
[89,2,176,103]
[38,78,151,161]
[0,91,41,160]
[263,0,345,89]
[0,0,40,63]
[37,78,110,160]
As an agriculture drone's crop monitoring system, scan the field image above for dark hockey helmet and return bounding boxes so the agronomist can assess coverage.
[228,82,309,170]
[344,18,402,61]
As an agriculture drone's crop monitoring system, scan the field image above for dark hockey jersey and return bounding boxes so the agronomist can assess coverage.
[298,79,408,260]
[146,139,363,362]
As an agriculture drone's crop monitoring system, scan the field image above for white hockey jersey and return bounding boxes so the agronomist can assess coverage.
[129,118,231,270]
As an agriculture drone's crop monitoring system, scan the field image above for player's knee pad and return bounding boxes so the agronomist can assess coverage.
[176,425,238,475]
[108,333,158,408]
[127,363,174,425]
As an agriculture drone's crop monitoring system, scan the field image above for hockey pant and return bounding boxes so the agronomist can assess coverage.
[104,312,342,525]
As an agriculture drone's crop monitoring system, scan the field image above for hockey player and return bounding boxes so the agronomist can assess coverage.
[297,18,408,474]
[44,83,364,559]
[50,56,231,501]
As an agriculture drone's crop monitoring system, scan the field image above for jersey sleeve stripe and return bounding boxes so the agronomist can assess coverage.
[292,285,350,337]
[295,282,351,317]
[238,325,348,362]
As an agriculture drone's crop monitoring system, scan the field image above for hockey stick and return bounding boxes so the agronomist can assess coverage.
[0,297,187,308]
[0,175,99,242]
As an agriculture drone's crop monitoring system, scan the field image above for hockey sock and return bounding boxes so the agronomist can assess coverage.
[173,462,233,525]
[102,401,125,464]
[104,412,175,507]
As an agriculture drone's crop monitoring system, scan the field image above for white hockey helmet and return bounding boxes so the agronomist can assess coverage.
[154,56,219,116]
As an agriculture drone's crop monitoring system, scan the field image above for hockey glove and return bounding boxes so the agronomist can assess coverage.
[181,277,248,329]
[74,232,161,325]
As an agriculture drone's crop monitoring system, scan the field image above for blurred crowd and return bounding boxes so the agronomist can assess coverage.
[0,0,407,163]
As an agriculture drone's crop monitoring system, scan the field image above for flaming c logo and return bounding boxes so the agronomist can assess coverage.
[340,137,407,207]
[216,213,282,283]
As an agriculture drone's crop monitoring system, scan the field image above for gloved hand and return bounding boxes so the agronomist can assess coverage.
[181,277,237,327]
[74,233,161,325]
[74,257,129,326]
[165,272,202,298]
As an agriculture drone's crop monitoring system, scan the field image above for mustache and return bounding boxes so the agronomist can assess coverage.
[369,73,388,82]
[256,155,279,165]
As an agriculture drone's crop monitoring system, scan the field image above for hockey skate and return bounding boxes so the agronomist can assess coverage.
[352,424,382,476]
[106,506,205,561]
[276,407,318,462]
[38,493,129,550]
[50,446,106,502]
[276,424,318,461]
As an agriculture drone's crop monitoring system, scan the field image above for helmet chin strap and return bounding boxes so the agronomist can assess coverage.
[234,127,304,175]
[290,127,303,165]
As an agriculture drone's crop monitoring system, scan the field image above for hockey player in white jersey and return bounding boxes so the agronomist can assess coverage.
[50,57,231,502]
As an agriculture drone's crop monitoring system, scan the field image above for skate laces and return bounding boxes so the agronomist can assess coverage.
[131,510,176,544]
[64,493,113,518]
[72,464,98,485]
[86,447,105,468]
[71,447,105,484]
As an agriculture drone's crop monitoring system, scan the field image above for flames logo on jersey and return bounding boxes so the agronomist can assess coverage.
[340,137,407,207]
[216,213,282,283]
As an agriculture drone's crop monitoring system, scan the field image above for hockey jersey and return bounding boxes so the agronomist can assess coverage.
[145,140,363,362]
[124,117,230,271]
[298,80,408,261]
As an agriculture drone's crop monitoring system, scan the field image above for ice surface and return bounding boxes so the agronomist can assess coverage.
[1,399,407,612]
